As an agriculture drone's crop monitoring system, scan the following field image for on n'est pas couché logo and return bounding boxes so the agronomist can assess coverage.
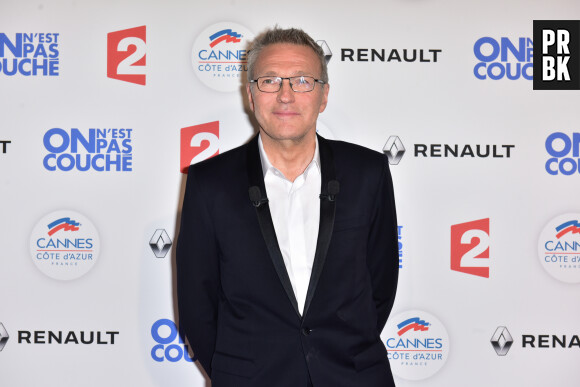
[0,32,60,76]
[381,310,449,381]
[30,210,100,280]
[43,127,133,172]
[538,213,580,283]
[191,22,254,92]
[473,36,533,80]
[151,319,195,363]
[545,132,580,175]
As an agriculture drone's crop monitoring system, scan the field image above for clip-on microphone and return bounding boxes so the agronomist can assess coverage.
[249,186,269,208]
[319,180,340,202]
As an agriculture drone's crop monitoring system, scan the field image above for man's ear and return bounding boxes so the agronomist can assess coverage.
[319,83,330,113]
[246,83,255,112]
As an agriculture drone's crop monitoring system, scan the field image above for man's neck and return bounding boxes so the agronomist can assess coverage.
[260,131,316,182]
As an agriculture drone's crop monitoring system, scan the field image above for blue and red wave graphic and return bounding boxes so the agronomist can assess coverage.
[209,29,242,48]
[47,217,80,236]
[555,220,580,239]
[397,317,430,336]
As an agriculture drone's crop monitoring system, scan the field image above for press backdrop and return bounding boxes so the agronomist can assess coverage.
[1,0,580,386]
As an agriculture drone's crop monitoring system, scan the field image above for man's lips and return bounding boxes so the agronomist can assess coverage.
[273,111,300,118]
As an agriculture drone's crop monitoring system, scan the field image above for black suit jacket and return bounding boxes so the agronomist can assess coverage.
[177,134,398,387]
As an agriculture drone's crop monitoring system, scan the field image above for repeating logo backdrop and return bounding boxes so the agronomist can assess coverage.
[1,1,580,386]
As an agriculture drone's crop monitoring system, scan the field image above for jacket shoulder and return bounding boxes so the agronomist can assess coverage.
[187,139,251,179]
[323,138,387,175]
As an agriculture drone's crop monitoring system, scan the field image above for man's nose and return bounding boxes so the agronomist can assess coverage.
[277,79,295,103]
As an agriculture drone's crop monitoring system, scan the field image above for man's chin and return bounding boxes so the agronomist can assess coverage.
[261,128,315,144]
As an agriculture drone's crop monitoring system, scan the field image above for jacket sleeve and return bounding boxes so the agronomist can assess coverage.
[176,167,220,377]
[366,155,399,333]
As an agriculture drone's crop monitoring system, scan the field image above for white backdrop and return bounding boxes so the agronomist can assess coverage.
[1,0,580,385]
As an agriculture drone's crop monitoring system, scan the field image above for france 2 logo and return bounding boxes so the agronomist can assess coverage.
[107,26,146,85]
[450,218,490,278]
[180,121,219,173]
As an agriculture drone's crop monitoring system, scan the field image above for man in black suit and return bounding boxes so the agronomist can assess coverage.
[177,27,399,387]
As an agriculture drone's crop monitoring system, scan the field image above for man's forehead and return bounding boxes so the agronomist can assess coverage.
[254,43,321,74]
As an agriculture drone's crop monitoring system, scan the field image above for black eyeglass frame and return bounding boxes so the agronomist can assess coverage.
[249,76,326,93]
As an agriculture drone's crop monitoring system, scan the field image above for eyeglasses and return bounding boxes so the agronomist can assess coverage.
[249,76,325,93]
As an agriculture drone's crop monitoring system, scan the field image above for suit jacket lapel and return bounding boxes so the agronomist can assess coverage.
[303,135,337,317]
[246,135,301,317]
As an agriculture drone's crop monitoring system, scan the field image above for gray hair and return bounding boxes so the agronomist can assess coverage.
[246,27,328,84]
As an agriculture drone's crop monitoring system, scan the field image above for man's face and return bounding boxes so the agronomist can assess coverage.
[246,43,329,144]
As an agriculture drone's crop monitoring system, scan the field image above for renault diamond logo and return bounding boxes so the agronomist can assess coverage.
[149,229,173,258]
[0,323,9,351]
[383,136,405,165]
[317,40,332,64]
[491,326,513,356]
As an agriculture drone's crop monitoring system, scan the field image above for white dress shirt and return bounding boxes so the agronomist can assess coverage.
[258,135,321,315]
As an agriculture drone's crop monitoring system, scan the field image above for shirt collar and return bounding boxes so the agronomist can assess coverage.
[258,133,321,179]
